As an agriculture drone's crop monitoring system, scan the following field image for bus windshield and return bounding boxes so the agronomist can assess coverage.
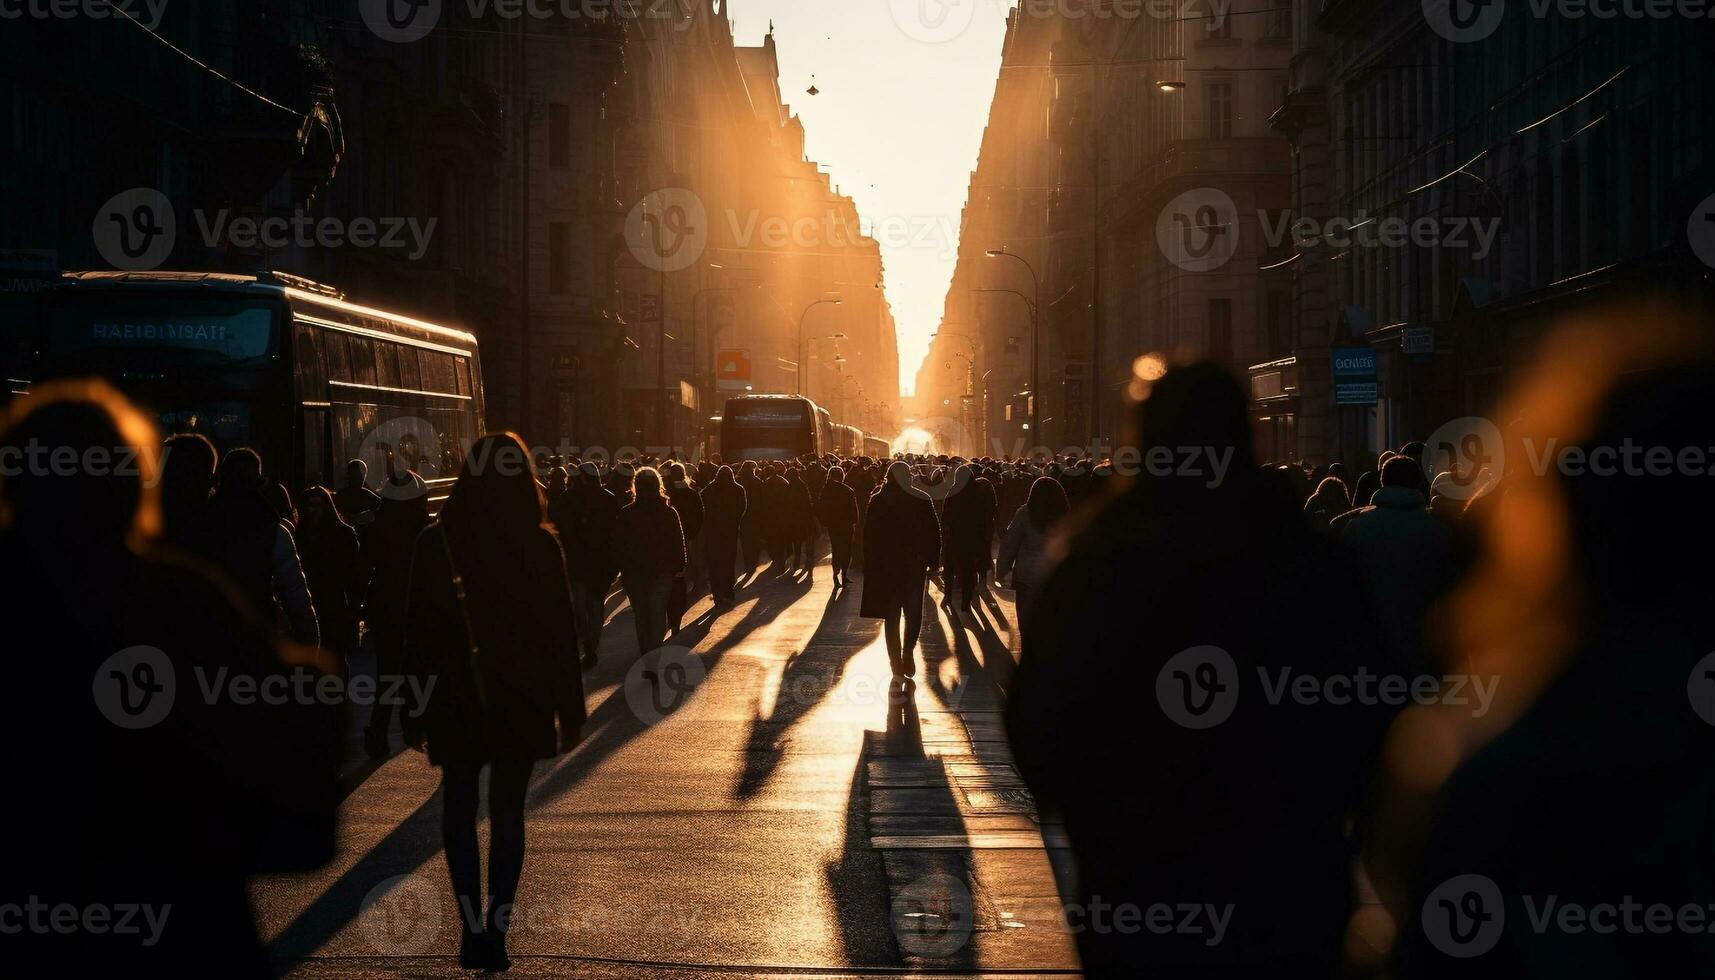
[39,293,281,453]
[44,295,276,370]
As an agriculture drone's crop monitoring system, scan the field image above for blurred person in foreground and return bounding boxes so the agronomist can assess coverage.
[1372,307,1715,979]
[1006,361,1391,977]
[0,380,338,976]
[400,433,587,971]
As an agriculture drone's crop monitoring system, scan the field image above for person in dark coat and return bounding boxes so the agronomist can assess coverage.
[160,432,219,558]
[333,458,382,526]
[848,457,877,569]
[400,432,585,972]
[758,465,794,575]
[1385,344,1715,980]
[1303,475,1352,531]
[614,466,687,656]
[816,465,860,590]
[1341,457,1456,677]
[940,463,995,614]
[1,380,338,977]
[737,461,766,575]
[548,462,620,668]
[861,461,942,680]
[700,465,747,605]
[663,461,704,632]
[787,466,817,578]
[297,485,362,659]
[211,448,318,646]
[1005,363,1391,978]
[361,471,432,758]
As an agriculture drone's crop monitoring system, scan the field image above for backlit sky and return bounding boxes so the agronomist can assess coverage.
[729,1,1014,397]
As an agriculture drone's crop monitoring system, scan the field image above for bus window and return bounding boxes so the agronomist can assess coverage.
[376,341,401,388]
[349,337,377,386]
[454,357,471,397]
[398,346,422,390]
[423,351,455,393]
[325,331,351,382]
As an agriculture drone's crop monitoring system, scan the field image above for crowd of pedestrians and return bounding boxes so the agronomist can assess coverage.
[6,308,1710,976]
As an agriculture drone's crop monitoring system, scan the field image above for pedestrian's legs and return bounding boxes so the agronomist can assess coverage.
[485,760,533,948]
[956,566,977,612]
[628,576,670,655]
[571,582,603,658]
[883,605,904,677]
[666,574,687,631]
[440,763,482,946]
[365,628,397,755]
[830,530,851,584]
[902,583,925,668]
[708,546,736,602]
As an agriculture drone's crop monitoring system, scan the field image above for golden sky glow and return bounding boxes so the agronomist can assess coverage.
[731,1,1013,396]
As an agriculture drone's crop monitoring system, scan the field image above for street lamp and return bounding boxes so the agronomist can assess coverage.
[985,247,1041,440]
[796,299,842,397]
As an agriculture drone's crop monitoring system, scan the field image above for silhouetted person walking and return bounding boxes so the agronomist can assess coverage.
[1006,363,1390,977]
[548,462,620,668]
[1341,456,1456,677]
[614,466,686,657]
[211,448,318,646]
[334,458,382,526]
[664,460,704,632]
[997,476,1068,627]
[361,471,432,758]
[940,463,994,614]
[816,465,859,590]
[400,433,586,972]
[700,465,747,606]
[861,461,941,682]
[0,380,338,976]
[297,486,362,659]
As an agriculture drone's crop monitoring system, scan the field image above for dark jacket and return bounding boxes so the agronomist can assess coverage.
[667,481,705,542]
[549,480,620,588]
[400,522,585,766]
[786,474,816,540]
[941,478,996,571]
[615,498,687,584]
[363,495,431,651]
[815,479,859,535]
[1340,485,1456,675]
[700,476,747,555]
[1006,474,1390,975]
[859,481,941,618]
[2,538,338,976]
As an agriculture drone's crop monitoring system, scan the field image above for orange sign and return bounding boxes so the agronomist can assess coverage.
[716,349,751,390]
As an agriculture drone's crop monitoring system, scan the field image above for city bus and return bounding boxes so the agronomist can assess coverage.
[34,271,485,507]
[862,435,891,459]
[719,394,832,460]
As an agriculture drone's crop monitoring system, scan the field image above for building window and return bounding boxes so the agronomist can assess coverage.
[1206,11,1232,39]
[548,222,571,295]
[548,103,571,170]
[1208,83,1234,139]
[1209,298,1234,362]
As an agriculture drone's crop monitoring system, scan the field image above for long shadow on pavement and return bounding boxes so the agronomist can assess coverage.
[733,582,882,800]
[264,570,812,973]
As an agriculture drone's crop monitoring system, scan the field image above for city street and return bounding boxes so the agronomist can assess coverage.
[251,561,1082,978]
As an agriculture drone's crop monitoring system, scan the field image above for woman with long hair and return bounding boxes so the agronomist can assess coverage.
[400,433,586,971]
[614,465,686,655]
[997,476,1069,625]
